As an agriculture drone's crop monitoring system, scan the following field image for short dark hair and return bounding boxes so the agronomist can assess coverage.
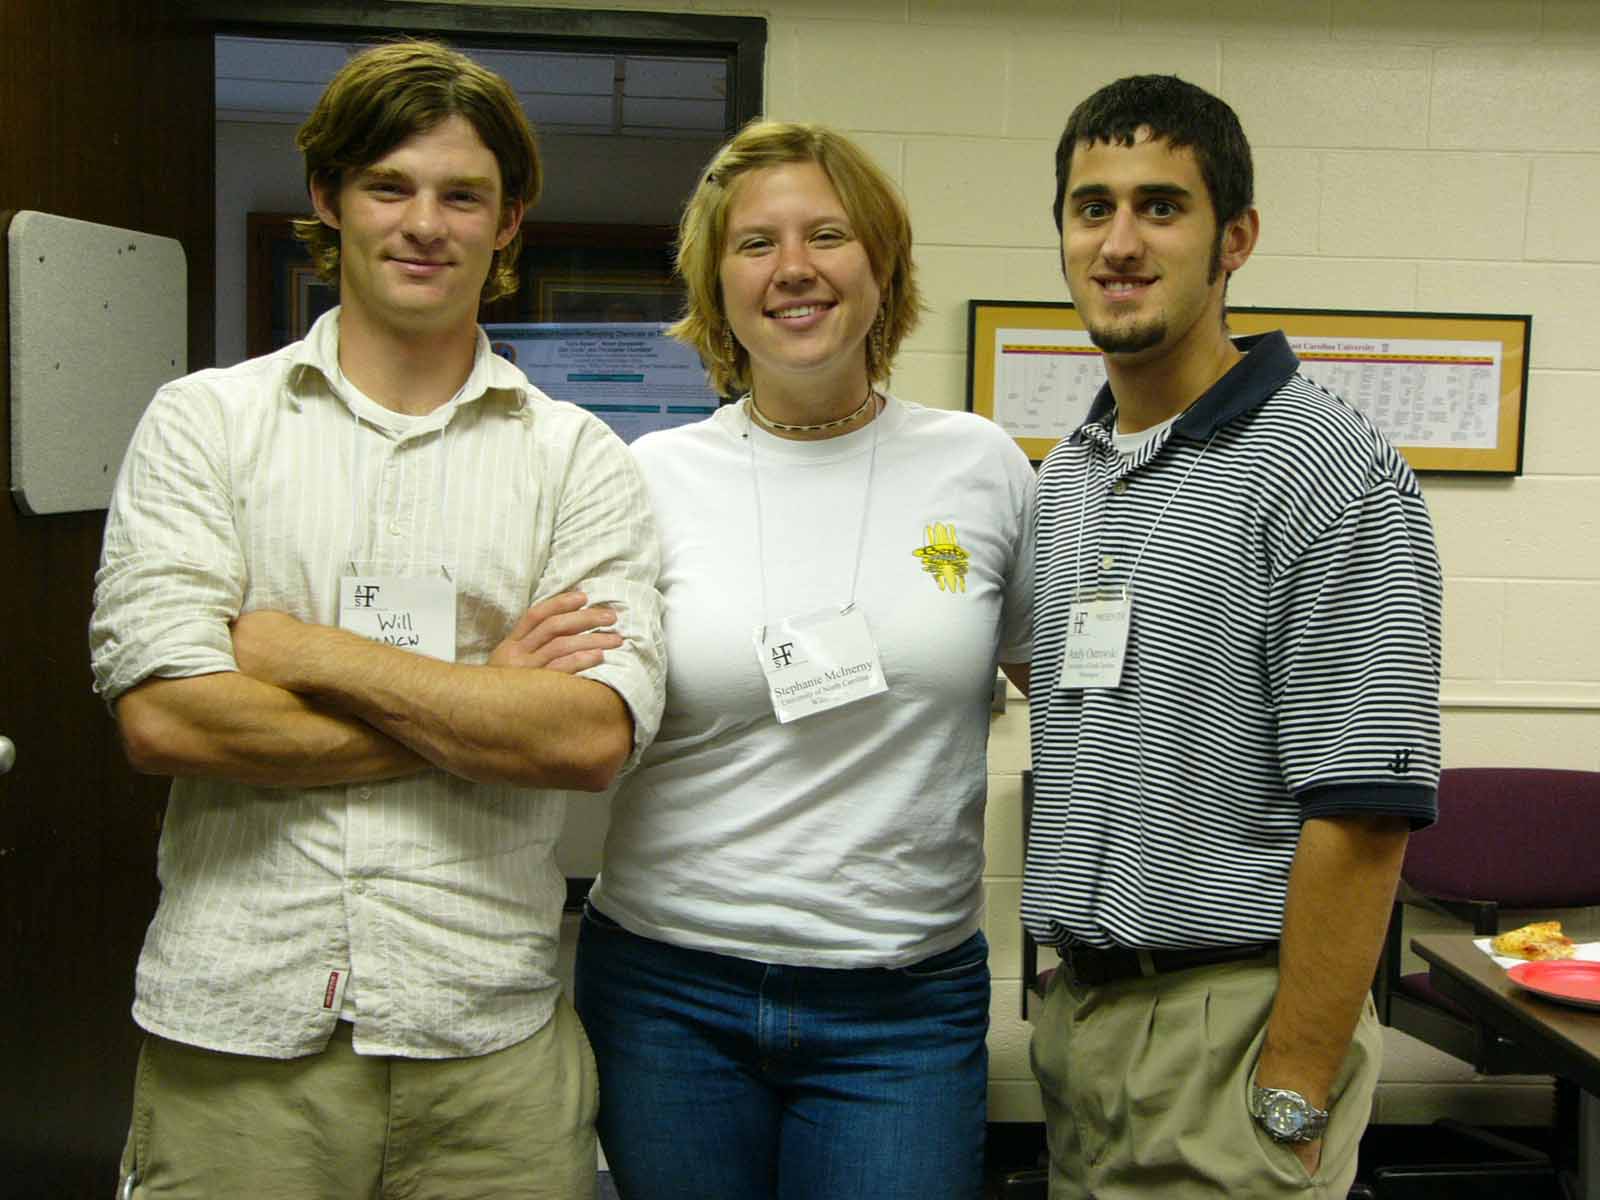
[1051,74,1252,234]
[294,40,542,302]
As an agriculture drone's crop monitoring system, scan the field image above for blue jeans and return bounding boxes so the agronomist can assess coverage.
[574,906,990,1200]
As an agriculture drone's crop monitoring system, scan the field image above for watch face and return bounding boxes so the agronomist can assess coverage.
[1261,1093,1307,1137]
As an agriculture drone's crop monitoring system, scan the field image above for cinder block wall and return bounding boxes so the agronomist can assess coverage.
[446,0,1600,1125]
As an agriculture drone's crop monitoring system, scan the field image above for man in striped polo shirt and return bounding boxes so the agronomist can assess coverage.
[1021,75,1441,1197]
[93,42,663,1199]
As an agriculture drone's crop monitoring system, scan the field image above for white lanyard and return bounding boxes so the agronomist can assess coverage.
[1058,425,1217,690]
[340,401,458,661]
[746,395,890,723]
[345,405,454,571]
[746,394,880,640]
[1073,425,1219,601]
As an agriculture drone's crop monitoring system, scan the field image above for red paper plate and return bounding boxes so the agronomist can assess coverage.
[1507,960,1600,1011]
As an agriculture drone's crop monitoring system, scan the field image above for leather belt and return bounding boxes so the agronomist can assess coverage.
[1061,942,1277,988]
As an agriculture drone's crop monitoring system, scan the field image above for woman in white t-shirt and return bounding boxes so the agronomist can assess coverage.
[574,120,1034,1200]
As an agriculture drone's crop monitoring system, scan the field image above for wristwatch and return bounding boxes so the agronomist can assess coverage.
[1249,1084,1329,1144]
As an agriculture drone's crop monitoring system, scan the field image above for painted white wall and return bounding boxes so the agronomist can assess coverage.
[431,0,1600,1127]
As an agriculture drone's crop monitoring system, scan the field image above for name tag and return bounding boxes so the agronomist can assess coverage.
[340,574,456,662]
[1056,588,1131,689]
[756,606,888,723]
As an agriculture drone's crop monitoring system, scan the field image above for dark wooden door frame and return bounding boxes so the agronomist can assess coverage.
[180,0,767,132]
[0,3,215,1194]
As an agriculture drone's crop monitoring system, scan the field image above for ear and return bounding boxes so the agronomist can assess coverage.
[309,175,341,231]
[495,199,526,251]
[1218,206,1259,275]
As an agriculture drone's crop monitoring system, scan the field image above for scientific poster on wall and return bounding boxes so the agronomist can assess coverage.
[989,330,1503,450]
[967,302,1531,474]
[485,322,721,443]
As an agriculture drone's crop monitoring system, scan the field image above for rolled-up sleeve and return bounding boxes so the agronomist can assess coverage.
[90,382,245,703]
[537,413,666,770]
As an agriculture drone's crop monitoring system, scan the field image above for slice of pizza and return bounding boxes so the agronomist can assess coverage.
[1491,920,1576,961]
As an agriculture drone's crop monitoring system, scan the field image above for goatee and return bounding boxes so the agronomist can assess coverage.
[1087,318,1167,355]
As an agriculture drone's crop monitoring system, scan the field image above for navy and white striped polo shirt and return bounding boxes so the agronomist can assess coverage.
[1022,331,1441,952]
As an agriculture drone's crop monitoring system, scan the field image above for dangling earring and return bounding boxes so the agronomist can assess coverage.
[722,323,737,362]
[867,306,888,379]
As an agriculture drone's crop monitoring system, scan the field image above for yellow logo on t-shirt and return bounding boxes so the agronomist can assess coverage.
[913,522,970,593]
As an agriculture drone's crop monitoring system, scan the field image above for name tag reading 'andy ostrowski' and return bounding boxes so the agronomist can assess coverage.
[339,574,457,663]
[1056,587,1131,690]
[756,606,888,724]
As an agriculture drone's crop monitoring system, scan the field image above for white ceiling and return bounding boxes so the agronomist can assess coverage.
[215,35,729,136]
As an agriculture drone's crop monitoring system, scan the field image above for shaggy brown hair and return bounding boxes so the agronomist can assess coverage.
[293,40,541,302]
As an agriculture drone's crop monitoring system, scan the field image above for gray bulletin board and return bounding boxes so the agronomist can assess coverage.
[6,211,187,514]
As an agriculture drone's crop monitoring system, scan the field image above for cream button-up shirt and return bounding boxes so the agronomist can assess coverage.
[91,310,664,1059]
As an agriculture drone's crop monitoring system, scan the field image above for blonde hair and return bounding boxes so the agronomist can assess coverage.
[293,40,541,302]
[669,120,922,396]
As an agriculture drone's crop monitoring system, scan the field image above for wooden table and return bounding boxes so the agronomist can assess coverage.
[1412,933,1600,1199]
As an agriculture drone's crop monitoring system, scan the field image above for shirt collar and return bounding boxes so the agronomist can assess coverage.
[1071,330,1300,445]
[286,307,533,419]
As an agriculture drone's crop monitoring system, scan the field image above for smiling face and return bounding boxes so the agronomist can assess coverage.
[1061,130,1255,371]
[311,114,523,344]
[717,160,882,412]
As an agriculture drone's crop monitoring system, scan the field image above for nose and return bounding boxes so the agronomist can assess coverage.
[1100,205,1143,264]
[402,193,446,243]
[773,237,816,285]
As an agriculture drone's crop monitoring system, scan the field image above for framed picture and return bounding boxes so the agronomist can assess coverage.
[967,300,1532,475]
[485,221,682,325]
[246,212,337,358]
[532,273,682,324]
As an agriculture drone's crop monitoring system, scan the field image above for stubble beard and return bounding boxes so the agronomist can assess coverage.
[1086,314,1168,355]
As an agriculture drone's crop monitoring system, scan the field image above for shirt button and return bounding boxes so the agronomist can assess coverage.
[1112,480,1128,495]
[358,787,372,800]
[388,521,402,536]
[1100,554,1116,572]
[351,880,368,895]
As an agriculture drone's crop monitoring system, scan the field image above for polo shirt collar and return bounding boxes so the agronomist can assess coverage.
[1071,330,1301,445]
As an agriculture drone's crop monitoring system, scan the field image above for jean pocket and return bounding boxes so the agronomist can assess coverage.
[898,931,989,979]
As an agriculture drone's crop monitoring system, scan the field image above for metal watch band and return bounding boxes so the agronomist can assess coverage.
[1248,1084,1330,1144]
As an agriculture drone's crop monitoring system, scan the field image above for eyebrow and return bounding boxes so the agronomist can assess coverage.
[724,214,853,238]
[1068,181,1194,202]
[357,166,497,191]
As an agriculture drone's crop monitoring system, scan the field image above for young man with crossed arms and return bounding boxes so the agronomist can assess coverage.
[94,41,663,1199]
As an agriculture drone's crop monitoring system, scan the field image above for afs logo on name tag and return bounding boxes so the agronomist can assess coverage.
[339,574,457,663]
[755,607,888,724]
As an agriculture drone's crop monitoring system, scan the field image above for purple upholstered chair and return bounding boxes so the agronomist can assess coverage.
[1375,767,1600,1070]
[1372,767,1600,1198]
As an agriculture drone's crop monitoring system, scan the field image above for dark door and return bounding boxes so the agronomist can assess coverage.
[0,2,214,1194]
